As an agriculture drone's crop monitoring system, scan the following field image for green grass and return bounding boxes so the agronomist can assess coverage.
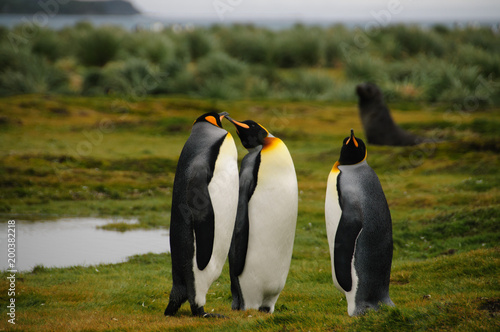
[0,95,499,331]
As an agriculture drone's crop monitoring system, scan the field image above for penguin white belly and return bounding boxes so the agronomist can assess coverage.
[345,233,361,317]
[326,163,366,316]
[325,168,343,292]
[239,140,298,311]
[193,134,239,306]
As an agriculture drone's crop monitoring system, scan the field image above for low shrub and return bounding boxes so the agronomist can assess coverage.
[271,26,323,68]
[82,58,161,96]
[183,29,219,61]
[76,27,123,67]
[456,26,500,53]
[389,25,448,57]
[31,28,68,62]
[276,69,335,100]
[344,53,389,84]
[121,31,176,65]
[218,26,273,64]
[0,23,499,106]
[246,76,271,99]
[196,52,247,81]
[323,25,352,67]
[456,44,500,78]
[196,77,241,100]
[0,45,69,96]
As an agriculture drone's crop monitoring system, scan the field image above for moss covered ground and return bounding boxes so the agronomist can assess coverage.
[0,95,498,331]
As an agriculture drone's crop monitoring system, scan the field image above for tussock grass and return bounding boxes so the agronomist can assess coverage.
[2,23,499,106]
[75,26,124,67]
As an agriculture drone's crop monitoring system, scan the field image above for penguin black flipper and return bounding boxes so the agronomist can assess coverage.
[334,172,363,292]
[229,148,261,310]
[186,163,215,271]
[229,190,250,278]
[230,150,260,275]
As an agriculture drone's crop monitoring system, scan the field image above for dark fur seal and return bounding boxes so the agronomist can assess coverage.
[356,82,428,146]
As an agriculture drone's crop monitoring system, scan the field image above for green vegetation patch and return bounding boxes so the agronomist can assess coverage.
[395,207,499,259]
[0,94,498,330]
[2,23,500,106]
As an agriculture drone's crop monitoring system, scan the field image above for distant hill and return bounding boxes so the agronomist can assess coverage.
[0,0,140,15]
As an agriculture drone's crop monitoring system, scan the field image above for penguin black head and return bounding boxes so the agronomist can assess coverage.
[225,116,270,149]
[194,112,228,128]
[338,129,367,165]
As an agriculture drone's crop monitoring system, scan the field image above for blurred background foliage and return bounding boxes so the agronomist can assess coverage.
[1,22,499,106]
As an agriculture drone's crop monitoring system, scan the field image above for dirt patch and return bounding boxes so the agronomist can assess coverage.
[478,298,500,315]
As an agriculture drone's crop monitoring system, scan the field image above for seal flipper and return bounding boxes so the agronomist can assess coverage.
[187,165,215,271]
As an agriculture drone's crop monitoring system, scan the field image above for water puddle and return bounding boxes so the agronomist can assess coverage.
[1,218,170,272]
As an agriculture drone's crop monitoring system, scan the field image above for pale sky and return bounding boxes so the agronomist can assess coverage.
[131,0,500,22]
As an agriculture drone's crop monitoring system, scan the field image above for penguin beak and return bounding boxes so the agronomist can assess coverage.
[346,129,359,147]
[218,112,229,122]
[225,115,250,129]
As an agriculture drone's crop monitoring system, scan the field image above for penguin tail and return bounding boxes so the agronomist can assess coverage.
[164,286,187,316]
[229,271,244,311]
[231,296,243,311]
[164,302,180,316]
[381,296,395,307]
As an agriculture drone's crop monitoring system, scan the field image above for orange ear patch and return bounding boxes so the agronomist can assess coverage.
[346,136,359,147]
[352,136,359,147]
[205,115,218,127]
[232,119,250,129]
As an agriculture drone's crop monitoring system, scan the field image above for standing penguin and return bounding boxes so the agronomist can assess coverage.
[226,116,298,314]
[164,112,239,317]
[325,129,394,316]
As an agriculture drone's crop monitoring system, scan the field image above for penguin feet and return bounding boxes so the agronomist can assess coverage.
[352,299,394,316]
[258,306,271,313]
[202,312,226,318]
[192,306,226,318]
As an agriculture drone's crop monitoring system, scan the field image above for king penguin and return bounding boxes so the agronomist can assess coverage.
[225,116,298,314]
[325,129,394,316]
[164,112,239,317]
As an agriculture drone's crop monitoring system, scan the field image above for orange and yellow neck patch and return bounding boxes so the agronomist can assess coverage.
[263,136,281,151]
[331,161,340,173]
